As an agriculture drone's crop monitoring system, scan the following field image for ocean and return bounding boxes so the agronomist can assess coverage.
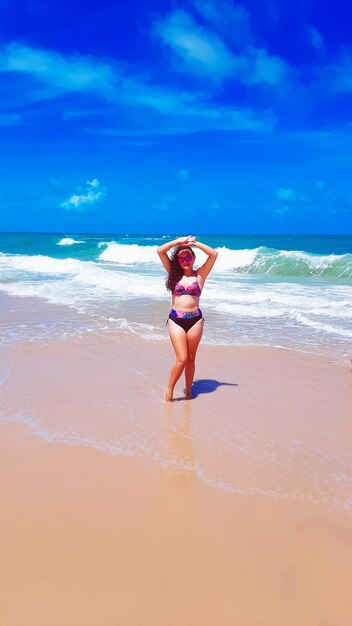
[1,233,351,362]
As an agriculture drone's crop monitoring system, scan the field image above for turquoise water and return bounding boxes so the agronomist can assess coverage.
[0,232,351,360]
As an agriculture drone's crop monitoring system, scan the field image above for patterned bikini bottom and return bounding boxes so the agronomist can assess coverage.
[167,308,204,333]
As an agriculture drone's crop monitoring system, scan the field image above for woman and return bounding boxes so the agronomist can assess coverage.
[157,235,218,401]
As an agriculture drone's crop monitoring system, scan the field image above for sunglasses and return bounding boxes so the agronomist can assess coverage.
[178,254,193,264]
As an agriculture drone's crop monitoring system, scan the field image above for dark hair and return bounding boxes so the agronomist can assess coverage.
[165,245,196,292]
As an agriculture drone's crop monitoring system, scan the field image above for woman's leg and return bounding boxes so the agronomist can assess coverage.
[185,318,204,398]
[166,319,189,401]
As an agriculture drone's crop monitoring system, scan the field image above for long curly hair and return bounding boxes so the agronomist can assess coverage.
[165,245,196,292]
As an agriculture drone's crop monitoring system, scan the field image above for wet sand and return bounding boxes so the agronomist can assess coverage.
[0,333,352,625]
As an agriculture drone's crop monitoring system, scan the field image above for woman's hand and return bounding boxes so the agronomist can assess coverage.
[177,235,196,245]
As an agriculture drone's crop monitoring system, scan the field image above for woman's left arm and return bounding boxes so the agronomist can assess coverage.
[193,240,218,279]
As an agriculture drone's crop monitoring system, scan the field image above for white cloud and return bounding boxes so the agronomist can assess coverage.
[101,74,276,131]
[155,9,289,87]
[60,178,104,210]
[86,178,100,188]
[0,42,116,98]
[95,102,275,134]
[155,10,238,81]
[122,78,200,114]
[275,205,290,216]
[0,39,279,134]
[245,47,287,86]
[277,187,295,201]
[307,26,325,52]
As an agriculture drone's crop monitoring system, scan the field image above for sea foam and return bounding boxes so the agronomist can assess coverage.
[99,242,159,264]
[57,237,85,246]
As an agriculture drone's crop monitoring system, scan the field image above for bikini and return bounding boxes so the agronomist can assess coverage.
[167,279,204,332]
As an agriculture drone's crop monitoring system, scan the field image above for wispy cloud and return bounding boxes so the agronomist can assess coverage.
[155,10,238,81]
[0,39,274,133]
[275,205,291,216]
[60,178,104,210]
[86,178,100,188]
[127,76,276,129]
[277,187,296,201]
[155,9,289,86]
[192,0,252,45]
[0,6,350,144]
[0,42,117,98]
[120,77,199,114]
[276,187,309,212]
[92,101,275,135]
[306,26,325,52]
[244,47,287,86]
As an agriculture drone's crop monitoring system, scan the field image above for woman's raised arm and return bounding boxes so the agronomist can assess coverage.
[193,239,218,279]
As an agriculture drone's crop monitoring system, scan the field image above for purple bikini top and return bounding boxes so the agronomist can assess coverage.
[172,280,201,297]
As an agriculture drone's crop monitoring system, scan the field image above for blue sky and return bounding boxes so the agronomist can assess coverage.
[0,0,351,233]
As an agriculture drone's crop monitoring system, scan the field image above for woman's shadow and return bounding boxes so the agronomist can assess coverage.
[191,379,238,397]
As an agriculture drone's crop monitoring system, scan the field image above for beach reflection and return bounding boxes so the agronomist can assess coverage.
[164,399,196,489]
[136,401,198,555]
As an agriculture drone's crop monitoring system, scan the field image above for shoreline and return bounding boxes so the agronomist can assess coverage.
[1,332,351,506]
[1,263,351,365]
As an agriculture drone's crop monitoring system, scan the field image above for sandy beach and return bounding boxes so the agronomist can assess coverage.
[1,328,351,625]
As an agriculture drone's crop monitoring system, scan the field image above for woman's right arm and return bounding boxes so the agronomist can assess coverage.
[157,236,195,273]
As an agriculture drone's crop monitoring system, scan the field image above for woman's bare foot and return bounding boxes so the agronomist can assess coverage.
[184,388,195,400]
[164,390,173,402]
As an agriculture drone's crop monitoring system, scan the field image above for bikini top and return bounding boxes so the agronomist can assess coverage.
[172,279,202,297]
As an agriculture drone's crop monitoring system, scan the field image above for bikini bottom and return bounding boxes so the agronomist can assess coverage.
[167,308,203,333]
